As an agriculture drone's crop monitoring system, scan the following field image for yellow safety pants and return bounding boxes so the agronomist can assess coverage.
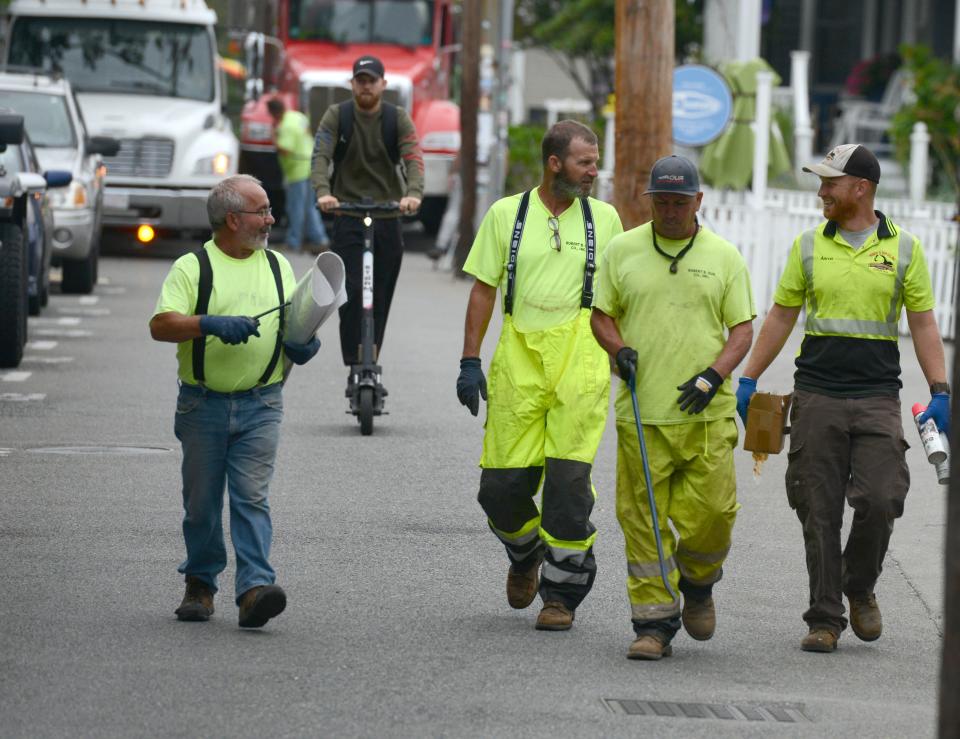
[477,309,609,610]
[615,418,740,626]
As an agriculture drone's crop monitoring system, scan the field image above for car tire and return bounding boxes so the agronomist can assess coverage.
[61,244,97,294]
[0,222,29,368]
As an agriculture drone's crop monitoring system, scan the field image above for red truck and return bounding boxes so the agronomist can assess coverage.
[237,0,460,234]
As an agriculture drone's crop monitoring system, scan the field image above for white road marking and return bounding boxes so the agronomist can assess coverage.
[21,356,74,364]
[78,296,99,305]
[34,317,82,326]
[32,329,92,338]
[0,393,45,402]
[56,307,109,317]
[26,340,58,350]
[1,371,31,382]
[0,448,13,456]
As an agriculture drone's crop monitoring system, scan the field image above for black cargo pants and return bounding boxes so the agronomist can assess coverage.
[331,215,404,366]
[785,389,910,635]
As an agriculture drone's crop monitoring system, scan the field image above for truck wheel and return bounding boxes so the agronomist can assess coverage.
[61,245,97,294]
[0,222,28,368]
[418,196,447,236]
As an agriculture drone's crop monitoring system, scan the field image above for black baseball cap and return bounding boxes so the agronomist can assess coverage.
[803,144,881,184]
[644,155,700,196]
[352,56,385,80]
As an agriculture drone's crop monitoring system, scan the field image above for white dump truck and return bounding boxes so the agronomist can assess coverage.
[3,0,239,244]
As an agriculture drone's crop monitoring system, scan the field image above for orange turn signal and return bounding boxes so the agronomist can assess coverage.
[136,225,156,243]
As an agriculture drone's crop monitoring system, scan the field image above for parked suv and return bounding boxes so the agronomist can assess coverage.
[0,70,118,294]
[0,112,71,367]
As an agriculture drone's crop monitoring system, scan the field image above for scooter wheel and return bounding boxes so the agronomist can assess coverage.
[358,386,374,436]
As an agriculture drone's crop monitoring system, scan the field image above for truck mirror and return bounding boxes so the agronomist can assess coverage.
[0,114,25,147]
[88,136,121,157]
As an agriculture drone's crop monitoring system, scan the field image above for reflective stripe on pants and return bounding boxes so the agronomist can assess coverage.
[478,309,609,609]
[615,418,740,625]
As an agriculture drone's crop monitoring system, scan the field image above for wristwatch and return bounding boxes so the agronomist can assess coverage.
[930,382,951,395]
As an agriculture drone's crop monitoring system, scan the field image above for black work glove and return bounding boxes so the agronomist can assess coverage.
[199,315,261,345]
[615,346,638,385]
[457,357,487,416]
[677,367,723,414]
[283,336,321,365]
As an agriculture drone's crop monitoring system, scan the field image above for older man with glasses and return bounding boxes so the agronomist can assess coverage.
[456,120,623,631]
[150,174,322,629]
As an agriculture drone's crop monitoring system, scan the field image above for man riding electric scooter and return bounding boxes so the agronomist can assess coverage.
[312,55,425,412]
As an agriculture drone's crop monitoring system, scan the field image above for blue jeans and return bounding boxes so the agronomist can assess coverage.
[285,178,327,250]
[173,382,283,602]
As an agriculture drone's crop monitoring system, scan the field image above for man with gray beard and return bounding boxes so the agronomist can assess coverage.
[456,121,623,631]
[150,175,321,629]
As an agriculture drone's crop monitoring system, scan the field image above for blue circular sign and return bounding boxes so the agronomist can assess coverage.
[673,65,733,147]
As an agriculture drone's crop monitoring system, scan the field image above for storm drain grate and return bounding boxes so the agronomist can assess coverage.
[603,699,811,723]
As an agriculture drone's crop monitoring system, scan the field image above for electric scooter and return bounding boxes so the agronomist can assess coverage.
[335,199,400,435]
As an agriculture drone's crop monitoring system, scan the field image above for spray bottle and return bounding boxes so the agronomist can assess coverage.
[911,403,949,484]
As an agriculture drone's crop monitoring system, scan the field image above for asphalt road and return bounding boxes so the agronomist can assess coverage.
[0,249,950,738]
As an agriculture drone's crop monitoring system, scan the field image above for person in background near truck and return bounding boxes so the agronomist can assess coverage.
[591,155,755,661]
[266,97,330,254]
[149,175,322,629]
[736,144,950,653]
[457,120,623,632]
[311,55,424,397]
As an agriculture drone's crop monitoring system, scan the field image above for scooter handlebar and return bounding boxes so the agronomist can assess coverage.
[335,201,402,216]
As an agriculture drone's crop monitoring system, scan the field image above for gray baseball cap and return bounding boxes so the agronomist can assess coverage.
[644,155,701,196]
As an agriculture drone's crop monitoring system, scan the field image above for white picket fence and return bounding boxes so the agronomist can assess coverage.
[697,199,960,339]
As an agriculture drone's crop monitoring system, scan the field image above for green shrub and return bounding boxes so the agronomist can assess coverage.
[891,45,960,202]
[505,123,547,195]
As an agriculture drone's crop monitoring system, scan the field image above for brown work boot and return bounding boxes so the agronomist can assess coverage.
[238,585,287,628]
[175,576,214,622]
[506,556,541,609]
[848,592,882,641]
[627,634,673,660]
[535,600,574,631]
[800,628,839,653]
[681,595,716,641]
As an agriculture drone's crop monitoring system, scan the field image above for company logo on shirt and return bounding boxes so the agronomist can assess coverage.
[869,250,895,272]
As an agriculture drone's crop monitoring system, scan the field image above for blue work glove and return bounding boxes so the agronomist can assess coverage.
[615,346,638,386]
[736,377,757,426]
[677,367,723,414]
[199,315,260,345]
[919,392,950,437]
[457,357,487,416]
[283,336,321,365]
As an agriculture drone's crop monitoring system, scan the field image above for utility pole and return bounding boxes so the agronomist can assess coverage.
[454,0,482,274]
[942,221,960,738]
[614,0,674,229]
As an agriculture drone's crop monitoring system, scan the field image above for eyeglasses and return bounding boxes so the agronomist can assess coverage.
[234,207,273,219]
[547,216,561,252]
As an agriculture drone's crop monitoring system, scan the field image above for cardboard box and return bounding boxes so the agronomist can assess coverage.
[743,392,793,454]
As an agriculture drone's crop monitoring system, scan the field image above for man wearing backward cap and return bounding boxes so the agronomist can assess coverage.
[737,144,950,653]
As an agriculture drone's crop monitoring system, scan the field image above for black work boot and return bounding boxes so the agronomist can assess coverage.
[175,576,215,622]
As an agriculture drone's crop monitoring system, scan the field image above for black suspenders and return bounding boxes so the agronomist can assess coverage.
[191,248,286,386]
[503,191,597,316]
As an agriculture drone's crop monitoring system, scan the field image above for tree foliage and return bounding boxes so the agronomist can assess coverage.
[515,0,615,117]
[514,0,703,118]
[891,45,960,201]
